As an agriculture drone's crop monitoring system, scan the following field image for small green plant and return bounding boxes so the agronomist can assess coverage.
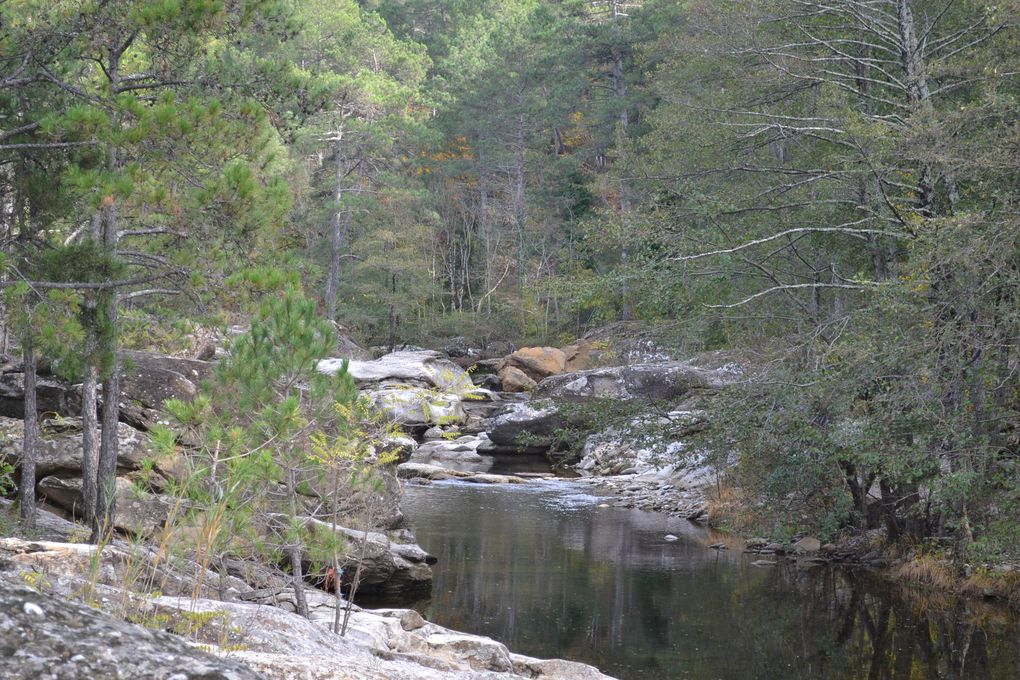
[66,524,93,544]
[0,459,15,496]
[20,571,52,592]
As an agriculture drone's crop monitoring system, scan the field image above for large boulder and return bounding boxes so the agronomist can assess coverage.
[562,340,605,372]
[536,361,740,402]
[0,579,262,680]
[38,475,174,536]
[486,401,561,454]
[320,351,483,429]
[498,347,567,382]
[498,366,537,393]
[301,518,434,598]
[0,416,179,483]
[319,350,475,394]
[362,384,466,427]
[119,351,215,431]
[0,371,79,419]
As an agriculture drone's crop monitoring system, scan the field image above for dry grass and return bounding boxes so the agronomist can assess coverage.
[889,553,958,591]
[963,569,1020,607]
[704,479,754,531]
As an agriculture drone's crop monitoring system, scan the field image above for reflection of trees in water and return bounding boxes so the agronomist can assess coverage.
[779,566,1007,679]
[405,484,1018,679]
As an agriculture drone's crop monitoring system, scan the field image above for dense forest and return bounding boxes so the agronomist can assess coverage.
[1,0,1018,565]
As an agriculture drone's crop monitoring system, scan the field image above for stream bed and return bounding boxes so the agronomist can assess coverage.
[400,475,1020,679]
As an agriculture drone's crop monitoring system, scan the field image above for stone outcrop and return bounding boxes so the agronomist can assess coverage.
[0,579,262,680]
[0,416,158,477]
[498,347,567,384]
[319,351,483,428]
[0,370,79,419]
[562,340,602,372]
[536,360,740,401]
[575,411,710,477]
[301,518,435,598]
[119,351,215,431]
[37,475,174,536]
[0,538,615,680]
[486,401,561,454]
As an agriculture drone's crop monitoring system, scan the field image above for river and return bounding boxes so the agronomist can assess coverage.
[400,472,1020,679]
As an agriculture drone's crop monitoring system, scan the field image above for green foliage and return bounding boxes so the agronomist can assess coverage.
[1,0,1017,568]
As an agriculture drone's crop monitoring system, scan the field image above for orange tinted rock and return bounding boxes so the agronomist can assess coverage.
[500,347,567,381]
[498,366,537,393]
[562,340,601,372]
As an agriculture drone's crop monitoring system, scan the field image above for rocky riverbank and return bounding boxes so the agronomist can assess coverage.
[0,339,623,679]
[0,527,613,680]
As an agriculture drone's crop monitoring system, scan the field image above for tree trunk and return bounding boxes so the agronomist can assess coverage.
[476,140,493,315]
[81,363,99,525]
[513,103,527,302]
[324,128,349,322]
[288,544,310,619]
[81,295,100,526]
[286,467,309,619]
[93,197,121,542]
[19,334,37,527]
[93,333,120,543]
[92,50,124,543]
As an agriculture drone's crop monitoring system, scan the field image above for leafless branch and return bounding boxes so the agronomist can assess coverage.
[669,224,909,263]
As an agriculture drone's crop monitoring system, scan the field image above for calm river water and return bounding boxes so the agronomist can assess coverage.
[401,475,1020,680]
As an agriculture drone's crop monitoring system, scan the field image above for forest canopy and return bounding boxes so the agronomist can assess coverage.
[1,0,1018,557]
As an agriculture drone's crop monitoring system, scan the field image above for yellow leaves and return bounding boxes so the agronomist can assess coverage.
[306,399,400,471]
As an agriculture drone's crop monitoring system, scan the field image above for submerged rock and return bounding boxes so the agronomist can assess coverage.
[793,536,822,553]
[397,462,526,485]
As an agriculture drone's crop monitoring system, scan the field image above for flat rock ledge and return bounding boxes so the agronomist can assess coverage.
[397,462,528,485]
[573,474,711,521]
[0,537,614,680]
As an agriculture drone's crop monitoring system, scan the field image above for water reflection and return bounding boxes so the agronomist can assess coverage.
[401,480,1020,680]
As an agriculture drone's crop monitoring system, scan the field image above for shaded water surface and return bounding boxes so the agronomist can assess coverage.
[401,478,1020,679]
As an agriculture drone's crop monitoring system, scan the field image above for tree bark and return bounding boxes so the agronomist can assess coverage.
[513,105,527,301]
[92,44,125,543]
[324,128,349,322]
[286,467,309,619]
[19,334,37,527]
[81,363,99,525]
[92,323,120,542]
